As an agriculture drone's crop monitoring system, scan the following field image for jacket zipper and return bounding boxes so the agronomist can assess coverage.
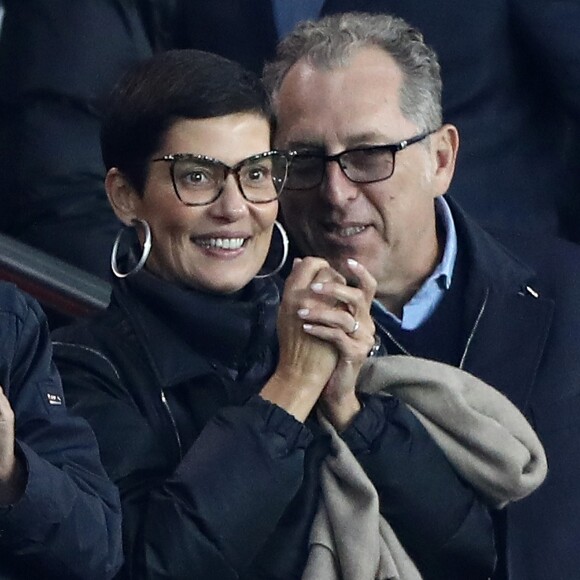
[373,287,489,370]
[160,390,183,459]
[458,287,488,369]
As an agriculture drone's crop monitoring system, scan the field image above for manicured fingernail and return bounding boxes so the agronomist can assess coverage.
[297,308,310,318]
[303,323,313,331]
[311,283,324,292]
[293,257,302,266]
[347,258,358,268]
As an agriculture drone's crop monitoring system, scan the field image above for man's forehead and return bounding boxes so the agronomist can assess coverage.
[282,129,397,151]
[274,47,407,147]
[275,90,408,150]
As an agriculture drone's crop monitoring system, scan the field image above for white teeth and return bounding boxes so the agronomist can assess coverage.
[197,237,245,249]
[337,225,367,237]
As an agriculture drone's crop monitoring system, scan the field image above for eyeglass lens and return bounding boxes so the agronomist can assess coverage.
[286,148,395,190]
[341,148,395,183]
[172,153,288,204]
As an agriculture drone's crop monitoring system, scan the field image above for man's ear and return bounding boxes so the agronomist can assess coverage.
[431,124,459,198]
[105,168,140,225]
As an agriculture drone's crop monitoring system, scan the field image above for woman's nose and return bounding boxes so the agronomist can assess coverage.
[209,174,250,219]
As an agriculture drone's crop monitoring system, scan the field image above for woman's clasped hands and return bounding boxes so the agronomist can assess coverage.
[261,256,376,430]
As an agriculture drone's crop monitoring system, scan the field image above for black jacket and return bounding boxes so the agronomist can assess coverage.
[0,282,123,579]
[379,199,580,580]
[53,270,495,579]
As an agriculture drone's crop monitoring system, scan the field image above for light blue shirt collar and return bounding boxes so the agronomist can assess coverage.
[372,196,457,330]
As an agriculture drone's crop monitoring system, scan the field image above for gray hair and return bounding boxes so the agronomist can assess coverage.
[263,12,442,132]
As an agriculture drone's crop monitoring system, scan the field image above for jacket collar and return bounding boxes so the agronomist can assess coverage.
[446,197,554,410]
[449,197,535,290]
[112,270,280,388]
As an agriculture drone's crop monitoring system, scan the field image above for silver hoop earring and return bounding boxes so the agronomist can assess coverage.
[110,218,152,278]
[255,220,289,279]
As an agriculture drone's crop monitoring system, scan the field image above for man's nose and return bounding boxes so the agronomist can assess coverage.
[320,160,359,206]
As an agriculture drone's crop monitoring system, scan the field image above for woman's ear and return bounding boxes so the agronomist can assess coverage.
[105,168,140,225]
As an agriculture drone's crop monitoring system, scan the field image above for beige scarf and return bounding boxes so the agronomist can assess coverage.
[303,355,548,580]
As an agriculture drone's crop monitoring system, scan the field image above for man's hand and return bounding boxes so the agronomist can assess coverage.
[0,387,26,505]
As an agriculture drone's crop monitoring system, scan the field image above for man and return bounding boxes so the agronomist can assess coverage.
[0,281,122,578]
[265,12,580,580]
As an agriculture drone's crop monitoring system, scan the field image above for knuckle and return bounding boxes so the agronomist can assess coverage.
[303,256,329,270]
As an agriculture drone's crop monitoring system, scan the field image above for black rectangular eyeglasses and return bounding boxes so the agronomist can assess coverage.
[284,130,435,191]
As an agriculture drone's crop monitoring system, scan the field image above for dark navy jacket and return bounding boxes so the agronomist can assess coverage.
[0,282,122,579]
[413,199,580,580]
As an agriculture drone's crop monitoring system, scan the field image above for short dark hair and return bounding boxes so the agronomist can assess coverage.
[101,49,274,193]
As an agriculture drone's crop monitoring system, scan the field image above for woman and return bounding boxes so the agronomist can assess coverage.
[52,49,495,579]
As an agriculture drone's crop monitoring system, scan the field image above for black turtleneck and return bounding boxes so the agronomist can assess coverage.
[125,270,280,376]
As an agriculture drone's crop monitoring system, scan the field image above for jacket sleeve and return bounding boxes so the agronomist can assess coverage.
[341,393,496,580]
[52,342,312,580]
[144,397,312,579]
[0,286,123,579]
